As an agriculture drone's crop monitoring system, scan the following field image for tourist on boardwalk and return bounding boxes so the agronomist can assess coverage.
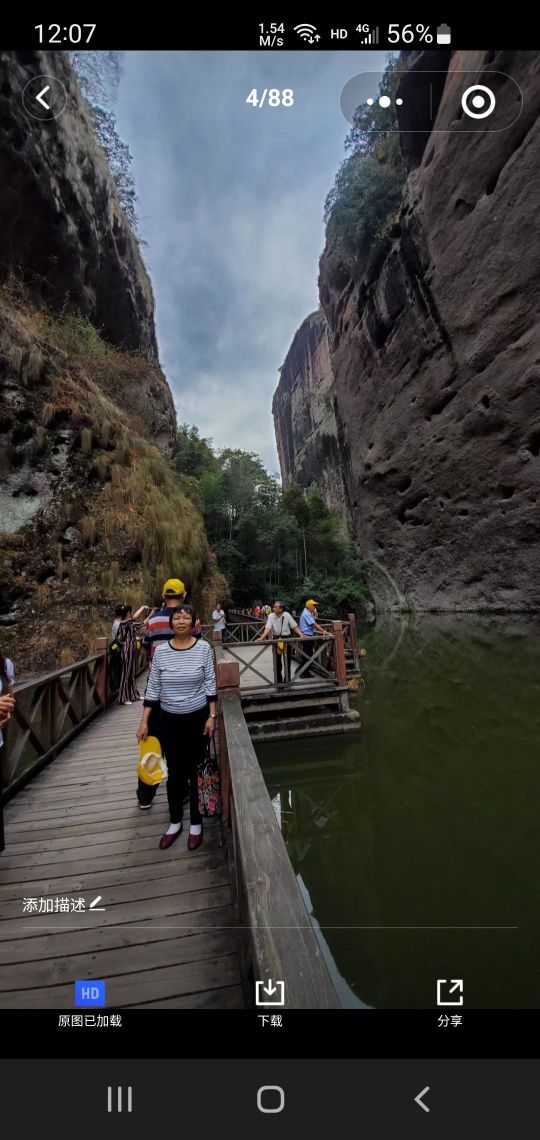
[0,650,15,743]
[111,605,124,640]
[136,605,217,851]
[109,605,125,693]
[298,599,330,676]
[144,578,201,656]
[137,577,193,808]
[212,600,227,642]
[118,604,147,705]
[256,600,302,683]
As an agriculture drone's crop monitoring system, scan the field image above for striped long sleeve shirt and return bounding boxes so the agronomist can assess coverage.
[143,639,217,715]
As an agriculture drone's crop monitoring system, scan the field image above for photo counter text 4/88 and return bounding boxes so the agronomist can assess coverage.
[246,89,294,108]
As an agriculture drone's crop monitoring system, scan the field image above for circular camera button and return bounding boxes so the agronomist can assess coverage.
[22,75,68,121]
[461,84,496,120]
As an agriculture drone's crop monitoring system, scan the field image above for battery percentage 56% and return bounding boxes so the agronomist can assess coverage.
[388,24,433,43]
[246,89,294,108]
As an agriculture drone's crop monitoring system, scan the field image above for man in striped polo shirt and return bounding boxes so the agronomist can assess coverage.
[144,578,201,655]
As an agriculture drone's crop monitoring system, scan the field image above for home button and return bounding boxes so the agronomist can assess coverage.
[257,1086,285,1114]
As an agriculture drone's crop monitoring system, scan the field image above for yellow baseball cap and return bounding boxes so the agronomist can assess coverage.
[162,577,185,597]
[306,599,318,607]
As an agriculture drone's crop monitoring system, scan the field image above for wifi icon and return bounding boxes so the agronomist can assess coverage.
[294,23,318,41]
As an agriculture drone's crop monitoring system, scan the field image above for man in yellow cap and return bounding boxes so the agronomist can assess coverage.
[144,578,201,655]
[298,599,330,676]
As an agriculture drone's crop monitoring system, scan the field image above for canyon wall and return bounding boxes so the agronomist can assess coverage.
[272,311,349,525]
[0,52,225,670]
[274,50,540,611]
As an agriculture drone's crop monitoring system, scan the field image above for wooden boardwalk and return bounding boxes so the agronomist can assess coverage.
[0,697,244,1009]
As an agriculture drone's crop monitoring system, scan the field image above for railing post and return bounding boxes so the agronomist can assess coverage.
[348,612,360,672]
[94,638,108,709]
[332,621,347,686]
[216,659,240,828]
[272,642,279,687]
[213,630,223,645]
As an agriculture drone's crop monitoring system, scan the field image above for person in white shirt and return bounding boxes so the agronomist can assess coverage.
[256,600,302,683]
[212,601,227,642]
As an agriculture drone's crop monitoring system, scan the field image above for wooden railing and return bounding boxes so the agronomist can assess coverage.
[200,620,265,645]
[216,657,341,1009]
[202,612,360,672]
[1,640,149,803]
[213,630,349,691]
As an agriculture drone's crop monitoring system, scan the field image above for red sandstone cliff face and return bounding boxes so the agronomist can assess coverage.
[277,49,540,611]
[272,312,349,526]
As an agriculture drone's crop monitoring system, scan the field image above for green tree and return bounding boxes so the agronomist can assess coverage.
[169,433,372,614]
[174,424,218,480]
[324,55,406,268]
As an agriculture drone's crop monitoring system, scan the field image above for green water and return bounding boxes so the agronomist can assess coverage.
[257,615,540,1008]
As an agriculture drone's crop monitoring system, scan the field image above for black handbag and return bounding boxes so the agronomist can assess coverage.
[197,734,221,817]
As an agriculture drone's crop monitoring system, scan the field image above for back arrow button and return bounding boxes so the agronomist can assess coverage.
[415,1086,430,1113]
[36,86,51,110]
[22,75,68,121]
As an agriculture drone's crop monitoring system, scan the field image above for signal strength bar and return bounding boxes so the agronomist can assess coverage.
[358,26,379,45]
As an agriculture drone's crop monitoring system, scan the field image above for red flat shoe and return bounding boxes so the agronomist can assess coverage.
[187,830,203,851]
[159,824,183,849]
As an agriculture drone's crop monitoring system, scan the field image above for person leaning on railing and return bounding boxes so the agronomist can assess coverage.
[0,650,15,745]
[255,600,302,683]
[298,599,331,676]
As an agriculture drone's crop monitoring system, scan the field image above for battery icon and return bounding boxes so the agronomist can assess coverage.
[436,23,451,44]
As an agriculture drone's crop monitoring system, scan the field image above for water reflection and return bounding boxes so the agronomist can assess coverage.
[258,615,540,1008]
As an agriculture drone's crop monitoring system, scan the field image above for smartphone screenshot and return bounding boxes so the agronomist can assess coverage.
[1,13,539,1135]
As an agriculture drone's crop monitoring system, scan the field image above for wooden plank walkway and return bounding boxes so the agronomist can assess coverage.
[0,696,244,1009]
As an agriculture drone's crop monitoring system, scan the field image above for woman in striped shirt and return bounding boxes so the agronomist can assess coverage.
[136,605,217,851]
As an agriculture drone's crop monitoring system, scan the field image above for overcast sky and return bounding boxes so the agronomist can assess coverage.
[115,50,388,472]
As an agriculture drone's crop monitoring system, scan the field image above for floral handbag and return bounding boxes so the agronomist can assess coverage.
[198,734,221,817]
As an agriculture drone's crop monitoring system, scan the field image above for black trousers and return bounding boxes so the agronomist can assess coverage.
[109,650,122,695]
[276,639,292,683]
[160,705,208,823]
[301,638,315,676]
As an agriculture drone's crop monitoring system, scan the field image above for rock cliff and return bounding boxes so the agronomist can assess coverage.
[272,312,349,525]
[0,51,161,364]
[0,52,225,671]
[275,50,540,611]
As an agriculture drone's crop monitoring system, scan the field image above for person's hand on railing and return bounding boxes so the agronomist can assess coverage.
[0,693,15,717]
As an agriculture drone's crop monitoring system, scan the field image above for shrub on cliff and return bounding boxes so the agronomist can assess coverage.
[324,55,406,269]
[324,154,404,268]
